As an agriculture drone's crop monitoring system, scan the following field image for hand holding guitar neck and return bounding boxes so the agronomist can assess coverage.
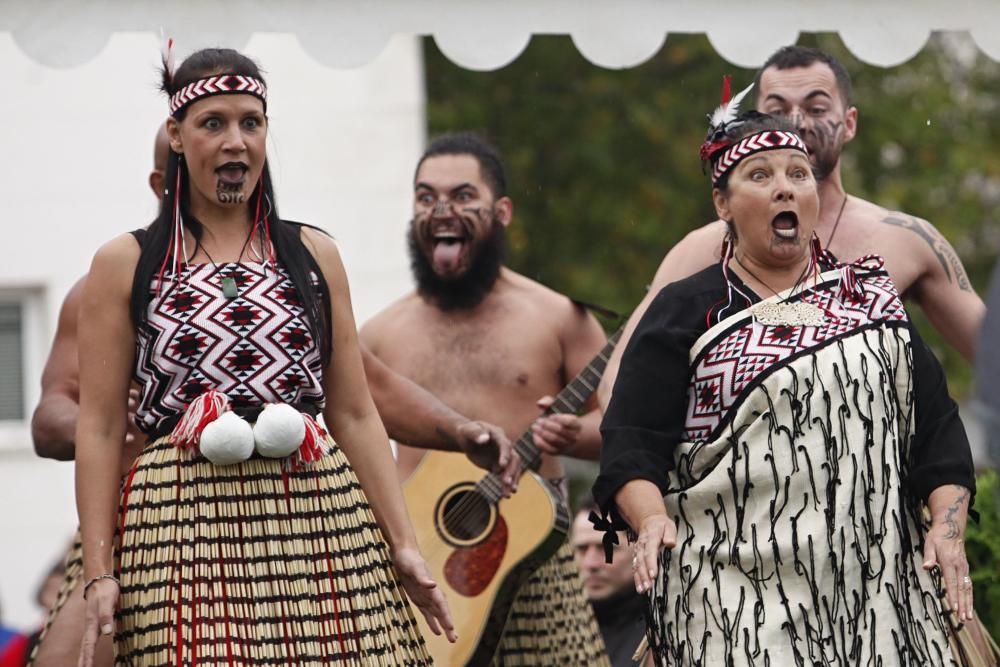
[531,396,584,456]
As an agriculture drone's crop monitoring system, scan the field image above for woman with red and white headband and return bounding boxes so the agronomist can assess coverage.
[74,46,452,666]
[594,81,977,666]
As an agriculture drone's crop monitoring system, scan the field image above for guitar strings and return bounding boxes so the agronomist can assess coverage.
[430,332,621,553]
[436,371,602,544]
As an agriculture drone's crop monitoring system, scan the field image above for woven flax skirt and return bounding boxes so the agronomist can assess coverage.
[491,540,610,666]
[115,435,432,666]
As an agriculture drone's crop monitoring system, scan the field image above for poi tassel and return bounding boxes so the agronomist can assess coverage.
[170,390,231,449]
[253,403,306,458]
[199,411,255,465]
[287,414,329,471]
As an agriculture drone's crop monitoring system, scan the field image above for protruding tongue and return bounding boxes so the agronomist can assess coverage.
[433,241,463,274]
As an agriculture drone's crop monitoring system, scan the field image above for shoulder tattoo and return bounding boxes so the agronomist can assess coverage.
[880,214,972,292]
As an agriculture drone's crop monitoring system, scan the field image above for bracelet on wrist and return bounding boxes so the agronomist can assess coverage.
[83,574,121,599]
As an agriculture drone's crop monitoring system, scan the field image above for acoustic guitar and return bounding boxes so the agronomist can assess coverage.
[402,328,622,665]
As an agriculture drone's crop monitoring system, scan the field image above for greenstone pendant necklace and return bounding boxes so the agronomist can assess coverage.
[197,226,258,300]
[221,275,239,299]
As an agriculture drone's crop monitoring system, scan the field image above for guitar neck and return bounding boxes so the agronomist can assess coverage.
[514,327,623,471]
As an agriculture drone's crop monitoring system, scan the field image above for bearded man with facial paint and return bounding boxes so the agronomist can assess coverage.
[598,45,985,412]
[362,132,612,665]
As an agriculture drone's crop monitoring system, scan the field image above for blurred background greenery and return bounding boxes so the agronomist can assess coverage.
[425,32,1000,638]
[425,32,1000,398]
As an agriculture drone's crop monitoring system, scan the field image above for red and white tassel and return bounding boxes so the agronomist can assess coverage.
[249,184,277,273]
[287,414,329,470]
[835,253,883,304]
[170,390,231,449]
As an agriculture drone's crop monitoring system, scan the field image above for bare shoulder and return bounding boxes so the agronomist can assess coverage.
[501,269,602,334]
[360,292,422,352]
[872,205,972,290]
[60,276,88,317]
[90,233,140,286]
[299,224,340,266]
[501,269,571,311]
[650,220,727,290]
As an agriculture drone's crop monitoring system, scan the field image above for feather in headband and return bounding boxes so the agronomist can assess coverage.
[699,75,755,162]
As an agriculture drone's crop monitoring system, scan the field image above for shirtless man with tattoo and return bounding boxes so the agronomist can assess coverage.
[29,126,516,667]
[599,45,985,412]
[362,132,612,665]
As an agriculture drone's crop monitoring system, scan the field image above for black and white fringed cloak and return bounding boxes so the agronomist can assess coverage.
[595,260,976,666]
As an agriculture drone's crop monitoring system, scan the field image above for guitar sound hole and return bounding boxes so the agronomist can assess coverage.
[442,491,492,543]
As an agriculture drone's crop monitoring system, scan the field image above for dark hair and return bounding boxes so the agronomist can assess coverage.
[416,132,507,198]
[753,45,853,107]
[707,111,800,191]
[574,495,598,517]
[132,48,331,365]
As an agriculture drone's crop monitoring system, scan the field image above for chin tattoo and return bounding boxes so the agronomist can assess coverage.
[216,180,246,204]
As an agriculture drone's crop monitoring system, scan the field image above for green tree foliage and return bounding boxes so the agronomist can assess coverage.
[424,33,1000,396]
[965,471,1000,640]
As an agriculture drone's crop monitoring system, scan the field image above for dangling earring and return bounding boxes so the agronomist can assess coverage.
[810,232,822,275]
[155,158,187,297]
[249,181,276,273]
[713,228,753,325]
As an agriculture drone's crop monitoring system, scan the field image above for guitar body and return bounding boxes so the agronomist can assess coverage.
[403,450,570,666]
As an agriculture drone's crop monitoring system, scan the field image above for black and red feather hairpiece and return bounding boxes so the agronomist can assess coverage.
[699,75,755,162]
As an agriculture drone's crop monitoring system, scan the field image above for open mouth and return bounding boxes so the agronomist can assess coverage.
[216,162,249,187]
[431,231,468,274]
[771,211,799,240]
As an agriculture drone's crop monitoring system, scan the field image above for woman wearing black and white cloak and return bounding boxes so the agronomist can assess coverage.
[594,97,976,666]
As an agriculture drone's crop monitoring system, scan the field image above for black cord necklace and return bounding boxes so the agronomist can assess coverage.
[733,254,812,302]
[825,195,849,248]
[193,225,260,300]
[732,252,826,326]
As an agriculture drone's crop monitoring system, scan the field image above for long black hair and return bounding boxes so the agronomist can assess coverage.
[130,48,331,365]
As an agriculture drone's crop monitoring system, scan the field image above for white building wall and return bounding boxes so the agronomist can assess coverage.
[0,31,423,631]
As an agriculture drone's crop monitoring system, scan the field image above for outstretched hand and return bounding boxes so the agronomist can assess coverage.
[456,421,521,497]
[632,514,677,594]
[393,547,457,643]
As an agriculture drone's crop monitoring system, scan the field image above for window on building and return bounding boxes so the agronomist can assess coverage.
[0,302,24,420]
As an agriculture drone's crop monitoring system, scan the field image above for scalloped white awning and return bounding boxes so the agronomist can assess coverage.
[4,0,1000,71]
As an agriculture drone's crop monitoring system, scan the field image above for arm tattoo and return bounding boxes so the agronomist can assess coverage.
[942,485,970,540]
[881,214,972,291]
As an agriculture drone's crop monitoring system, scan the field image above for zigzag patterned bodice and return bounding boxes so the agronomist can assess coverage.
[134,262,324,434]
[683,270,908,443]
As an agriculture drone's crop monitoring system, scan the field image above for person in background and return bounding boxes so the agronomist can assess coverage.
[572,498,645,667]
[0,596,29,667]
[363,132,610,665]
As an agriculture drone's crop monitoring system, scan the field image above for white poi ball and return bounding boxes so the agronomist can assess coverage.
[253,403,306,458]
[199,412,255,465]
